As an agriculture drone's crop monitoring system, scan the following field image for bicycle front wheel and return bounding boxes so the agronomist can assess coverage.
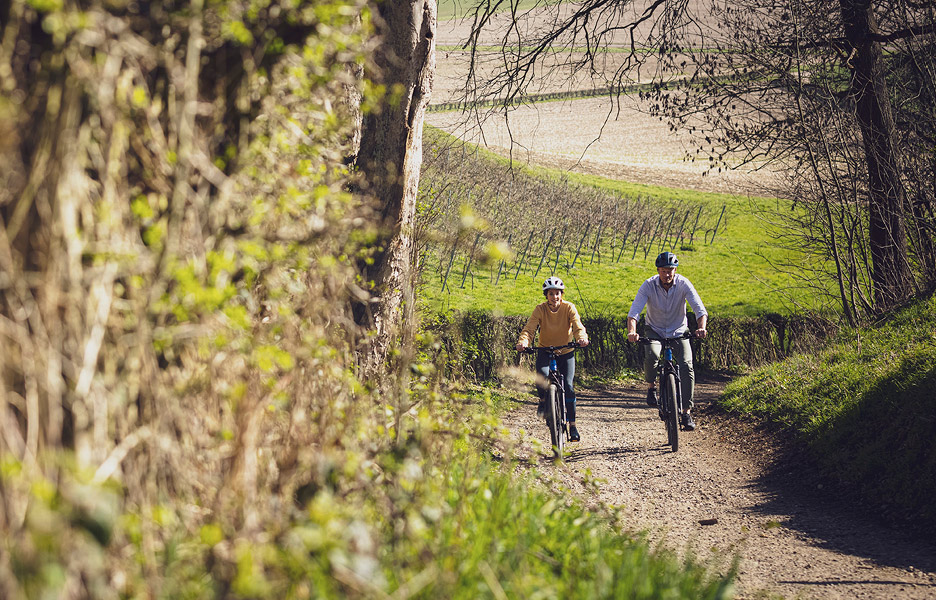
[664,372,679,452]
[548,383,562,458]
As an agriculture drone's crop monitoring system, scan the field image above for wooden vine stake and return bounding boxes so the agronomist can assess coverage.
[571,223,591,268]
[514,230,535,280]
[688,205,703,246]
[533,228,556,279]
[708,204,727,244]
[460,232,482,288]
[494,233,512,285]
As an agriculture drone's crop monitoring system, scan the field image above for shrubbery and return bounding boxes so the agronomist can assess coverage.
[426,310,839,382]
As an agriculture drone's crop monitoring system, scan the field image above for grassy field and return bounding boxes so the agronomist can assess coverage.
[418,134,825,319]
[438,0,564,20]
[717,291,936,532]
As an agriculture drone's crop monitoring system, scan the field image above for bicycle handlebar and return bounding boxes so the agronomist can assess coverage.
[634,330,698,343]
[519,341,582,355]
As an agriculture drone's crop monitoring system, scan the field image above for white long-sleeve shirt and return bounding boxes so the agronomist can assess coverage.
[628,274,707,338]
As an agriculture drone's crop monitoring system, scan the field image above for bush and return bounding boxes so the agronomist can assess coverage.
[426,310,839,382]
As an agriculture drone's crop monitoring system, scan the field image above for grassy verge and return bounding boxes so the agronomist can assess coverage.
[717,292,936,532]
[2,361,736,600]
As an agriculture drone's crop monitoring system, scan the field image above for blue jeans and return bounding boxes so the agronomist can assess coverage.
[536,350,577,422]
[643,330,694,411]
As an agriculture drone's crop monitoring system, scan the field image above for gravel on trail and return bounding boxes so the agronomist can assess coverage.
[500,376,936,599]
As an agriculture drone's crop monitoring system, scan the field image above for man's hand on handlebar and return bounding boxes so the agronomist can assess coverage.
[695,328,707,339]
[627,332,639,343]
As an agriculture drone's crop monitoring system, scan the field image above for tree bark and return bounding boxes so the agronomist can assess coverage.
[839,0,913,308]
[355,0,436,370]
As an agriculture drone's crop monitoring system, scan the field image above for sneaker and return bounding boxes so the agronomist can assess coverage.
[681,412,696,431]
[536,399,546,418]
[646,387,657,406]
[569,424,580,442]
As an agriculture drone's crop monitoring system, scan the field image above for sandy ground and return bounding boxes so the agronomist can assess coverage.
[427,95,784,197]
[431,3,785,197]
[500,378,936,599]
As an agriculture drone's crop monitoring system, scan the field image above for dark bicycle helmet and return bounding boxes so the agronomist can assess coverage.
[655,251,679,268]
[542,276,565,293]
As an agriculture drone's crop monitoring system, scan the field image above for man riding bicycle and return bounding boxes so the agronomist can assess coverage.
[626,252,708,431]
[515,277,590,442]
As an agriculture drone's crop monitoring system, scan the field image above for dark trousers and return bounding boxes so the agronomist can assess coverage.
[536,350,577,422]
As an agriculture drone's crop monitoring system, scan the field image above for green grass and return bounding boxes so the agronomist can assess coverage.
[419,154,822,319]
[718,292,936,531]
[438,0,565,20]
[374,449,736,598]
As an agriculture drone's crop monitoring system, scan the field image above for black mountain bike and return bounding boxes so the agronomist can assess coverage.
[637,331,695,452]
[521,341,580,459]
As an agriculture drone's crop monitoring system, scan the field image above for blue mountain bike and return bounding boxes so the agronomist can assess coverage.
[637,332,694,452]
[521,341,580,459]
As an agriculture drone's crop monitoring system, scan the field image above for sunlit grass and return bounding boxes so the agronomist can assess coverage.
[419,160,823,318]
[718,292,936,531]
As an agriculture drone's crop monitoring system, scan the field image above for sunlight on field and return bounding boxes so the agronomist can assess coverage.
[418,182,826,319]
[427,96,783,197]
[437,0,562,20]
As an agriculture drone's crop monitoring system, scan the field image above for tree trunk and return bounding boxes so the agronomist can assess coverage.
[354,0,436,371]
[839,0,913,309]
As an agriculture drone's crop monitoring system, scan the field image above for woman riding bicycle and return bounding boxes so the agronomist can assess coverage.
[515,277,590,442]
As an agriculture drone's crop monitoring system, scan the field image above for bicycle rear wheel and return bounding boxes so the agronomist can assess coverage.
[547,383,563,458]
[664,372,680,452]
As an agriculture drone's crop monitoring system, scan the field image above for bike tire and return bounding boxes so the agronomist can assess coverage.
[548,383,562,458]
[664,372,680,452]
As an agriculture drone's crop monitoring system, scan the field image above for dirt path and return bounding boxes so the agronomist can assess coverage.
[501,377,936,599]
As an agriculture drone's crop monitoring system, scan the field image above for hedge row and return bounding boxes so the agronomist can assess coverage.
[424,310,839,381]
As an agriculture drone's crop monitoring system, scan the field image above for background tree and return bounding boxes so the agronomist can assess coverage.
[354,0,437,374]
[650,0,936,319]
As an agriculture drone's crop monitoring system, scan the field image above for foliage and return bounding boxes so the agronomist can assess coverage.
[0,0,380,595]
[718,292,936,532]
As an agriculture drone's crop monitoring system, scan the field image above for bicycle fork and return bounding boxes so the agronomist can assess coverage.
[661,347,684,419]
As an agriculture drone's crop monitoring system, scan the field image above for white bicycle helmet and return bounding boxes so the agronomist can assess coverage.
[542,276,565,293]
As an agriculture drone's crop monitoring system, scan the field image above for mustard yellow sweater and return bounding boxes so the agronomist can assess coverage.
[517,300,588,355]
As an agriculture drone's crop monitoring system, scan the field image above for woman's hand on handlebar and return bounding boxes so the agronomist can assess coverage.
[515,343,526,352]
[576,339,589,347]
